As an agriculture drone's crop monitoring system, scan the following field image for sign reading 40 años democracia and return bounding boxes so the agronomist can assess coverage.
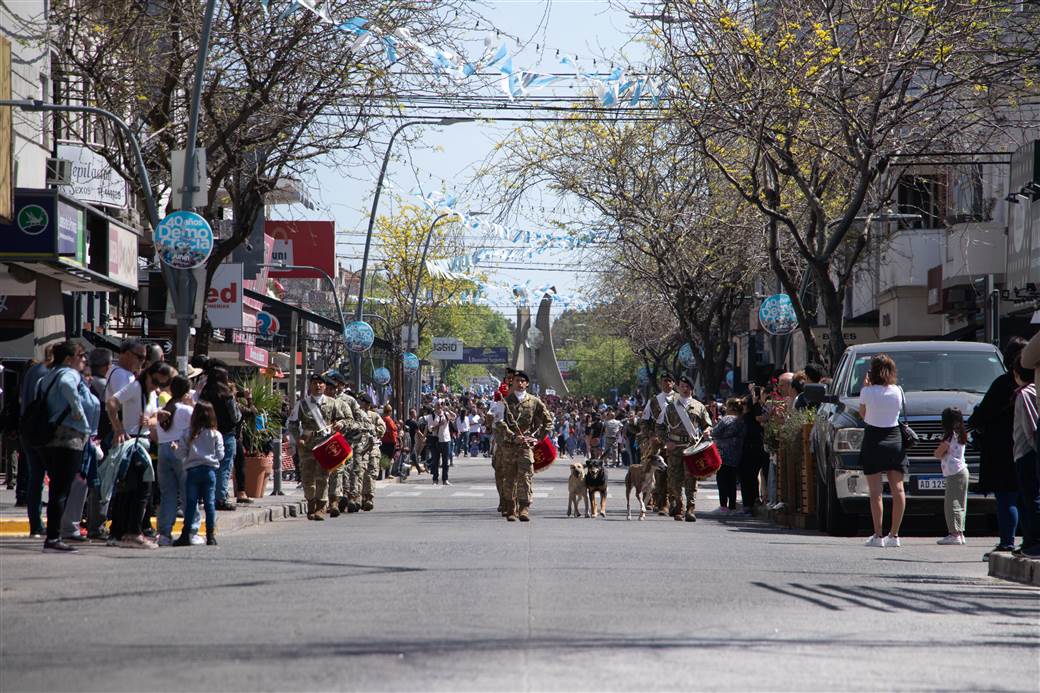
[154,211,214,270]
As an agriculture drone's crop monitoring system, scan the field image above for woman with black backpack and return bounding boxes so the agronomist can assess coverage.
[198,367,241,510]
[34,341,100,553]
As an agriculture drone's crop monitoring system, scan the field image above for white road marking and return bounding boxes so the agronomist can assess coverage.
[467,485,497,491]
[451,492,485,497]
[387,491,422,497]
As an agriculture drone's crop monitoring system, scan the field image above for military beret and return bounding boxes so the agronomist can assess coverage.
[514,370,530,382]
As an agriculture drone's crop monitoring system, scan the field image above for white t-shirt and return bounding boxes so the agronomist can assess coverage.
[941,439,967,477]
[860,384,903,428]
[157,401,194,444]
[114,380,159,436]
[468,413,483,435]
[425,413,452,443]
[457,412,470,433]
[104,365,135,403]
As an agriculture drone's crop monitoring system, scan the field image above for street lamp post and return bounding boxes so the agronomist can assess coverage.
[353,117,473,388]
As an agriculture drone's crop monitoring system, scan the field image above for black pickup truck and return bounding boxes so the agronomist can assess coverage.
[807,341,1004,536]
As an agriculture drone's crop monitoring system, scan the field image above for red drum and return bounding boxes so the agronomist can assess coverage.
[312,432,353,472]
[682,440,722,479]
[533,435,558,473]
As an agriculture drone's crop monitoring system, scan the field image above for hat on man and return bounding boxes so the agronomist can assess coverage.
[660,372,675,382]
[308,372,325,383]
[514,370,530,383]
[186,364,204,380]
[678,375,695,388]
[356,392,372,404]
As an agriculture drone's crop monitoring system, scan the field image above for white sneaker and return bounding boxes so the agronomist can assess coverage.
[884,535,901,548]
[156,535,173,547]
[864,535,885,547]
[189,534,206,546]
[120,535,158,550]
[937,534,965,545]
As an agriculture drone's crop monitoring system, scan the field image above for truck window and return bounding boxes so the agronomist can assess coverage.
[847,350,1004,397]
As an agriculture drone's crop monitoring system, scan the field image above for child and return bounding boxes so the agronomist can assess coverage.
[173,401,224,547]
[933,407,969,545]
[712,398,746,512]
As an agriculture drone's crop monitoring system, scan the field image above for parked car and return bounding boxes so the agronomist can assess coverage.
[807,341,1003,536]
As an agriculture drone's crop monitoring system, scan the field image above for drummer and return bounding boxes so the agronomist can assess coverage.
[287,372,351,521]
[658,375,713,523]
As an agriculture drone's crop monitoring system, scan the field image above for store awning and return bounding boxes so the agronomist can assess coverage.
[243,288,392,351]
[5,258,135,293]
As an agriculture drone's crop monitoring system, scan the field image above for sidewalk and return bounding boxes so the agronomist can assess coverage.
[988,553,1040,587]
[0,473,399,538]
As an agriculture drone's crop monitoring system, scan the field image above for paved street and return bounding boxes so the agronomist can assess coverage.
[1,458,1038,692]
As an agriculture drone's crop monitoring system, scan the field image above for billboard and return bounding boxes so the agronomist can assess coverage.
[207,263,244,329]
[431,337,463,361]
[265,220,335,279]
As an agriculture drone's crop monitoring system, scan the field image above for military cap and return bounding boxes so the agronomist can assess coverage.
[308,372,324,382]
[678,375,695,388]
[514,370,530,383]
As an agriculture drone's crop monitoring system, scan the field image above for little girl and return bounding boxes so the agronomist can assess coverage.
[933,407,969,545]
[173,401,224,547]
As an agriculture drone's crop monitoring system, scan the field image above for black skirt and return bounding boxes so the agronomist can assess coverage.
[859,425,909,475]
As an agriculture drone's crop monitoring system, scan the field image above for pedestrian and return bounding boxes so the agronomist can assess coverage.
[496,370,551,522]
[602,409,623,467]
[286,373,350,520]
[659,376,713,523]
[740,385,768,514]
[712,398,745,512]
[642,373,677,515]
[1011,355,1039,557]
[967,336,1026,559]
[380,404,398,479]
[155,375,199,546]
[18,344,54,537]
[330,373,367,515]
[106,361,173,548]
[37,341,99,553]
[424,402,453,485]
[933,407,969,545]
[353,394,386,509]
[83,348,112,539]
[858,354,907,548]
[232,382,257,506]
[198,367,241,510]
[173,400,223,546]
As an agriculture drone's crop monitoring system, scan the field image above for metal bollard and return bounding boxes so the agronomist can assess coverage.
[271,426,284,496]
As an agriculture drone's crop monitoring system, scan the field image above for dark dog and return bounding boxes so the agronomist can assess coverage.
[585,461,608,518]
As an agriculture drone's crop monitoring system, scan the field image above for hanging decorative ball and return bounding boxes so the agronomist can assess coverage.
[758,294,799,336]
[402,351,420,372]
[678,343,696,367]
[372,367,391,386]
[637,366,650,385]
[525,326,544,349]
[343,320,375,353]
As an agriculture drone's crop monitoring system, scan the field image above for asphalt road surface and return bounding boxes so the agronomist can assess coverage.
[2,458,1037,692]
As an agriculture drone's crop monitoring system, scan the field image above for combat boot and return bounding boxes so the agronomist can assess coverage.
[337,497,348,514]
[362,499,374,511]
[313,500,327,521]
[518,506,530,522]
[306,499,317,521]
[329,502,341,518]
[506,513,518,522]
[685,508,697,522]
[346,500,360,513]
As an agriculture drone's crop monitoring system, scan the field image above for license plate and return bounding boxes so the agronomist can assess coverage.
[917,475,946,491]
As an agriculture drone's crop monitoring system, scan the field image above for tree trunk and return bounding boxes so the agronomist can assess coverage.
[813,267,848,369]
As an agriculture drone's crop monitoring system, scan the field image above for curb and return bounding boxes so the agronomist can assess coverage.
[988,553,1040,587]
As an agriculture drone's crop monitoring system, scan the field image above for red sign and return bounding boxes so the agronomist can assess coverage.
[242,344,269,368]
[266,220,335,279]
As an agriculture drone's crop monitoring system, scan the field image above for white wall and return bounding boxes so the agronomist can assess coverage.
[2,0,50,189]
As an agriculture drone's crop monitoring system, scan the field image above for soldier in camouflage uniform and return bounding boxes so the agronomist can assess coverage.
[495,370,552,522]
[488,369,515,516]
[350,392,386,511]
[325,372,367,515]
[658,375,713,523]
[641,373,676,515]
[287,373,351,520]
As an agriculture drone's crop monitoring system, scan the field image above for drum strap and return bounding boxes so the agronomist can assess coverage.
[672,400,701,443]
[655,392,671,425]
[302,397,331,436]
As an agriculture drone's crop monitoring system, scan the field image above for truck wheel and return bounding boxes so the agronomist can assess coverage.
[826,470,855,537]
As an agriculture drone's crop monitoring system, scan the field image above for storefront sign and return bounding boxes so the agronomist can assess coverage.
[56,200,83,258]
[243,344,269,368]
[154,210,214,269]
[265,220,335,279]
[107,223,139,289]
[256,310,280,337]
[207,263,244,329]
[810,326,879,346]
[57,144,128,208]
[0,191,56,255]
[461,346,508,364]
[431,337,463,361]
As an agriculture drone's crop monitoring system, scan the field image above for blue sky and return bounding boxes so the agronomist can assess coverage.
[273,1,649,326]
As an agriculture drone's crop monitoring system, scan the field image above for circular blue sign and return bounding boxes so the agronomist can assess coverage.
[758,294,799,336]
[372,367,391,386]
[343,320,375,353]
[678,343,695,367]
[154,211,214,269]
[402,352,420,372]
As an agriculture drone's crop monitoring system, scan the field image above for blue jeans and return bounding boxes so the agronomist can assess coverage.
[181,466,216,540]
[157,442,199,537]
[22,443,45,535]
[994,491,1020,548]
[1015,451,1040,549]
[217,433,236,502]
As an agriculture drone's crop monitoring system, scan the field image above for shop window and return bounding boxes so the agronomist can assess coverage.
[947,164,989,224]
[897,174,945,229]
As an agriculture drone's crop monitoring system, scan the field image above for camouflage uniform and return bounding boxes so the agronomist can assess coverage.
[291,395,350,519]
[641,391,676,513]
[487,403,507,514]
[495,393,552,521]
[353,408,386,510]
[328,391,366,513]
[658,395,712,521]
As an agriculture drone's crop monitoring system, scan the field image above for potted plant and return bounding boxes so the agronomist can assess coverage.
[238,374,285,498]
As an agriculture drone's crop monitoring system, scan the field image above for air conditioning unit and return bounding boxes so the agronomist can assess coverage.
[46,158,73,186]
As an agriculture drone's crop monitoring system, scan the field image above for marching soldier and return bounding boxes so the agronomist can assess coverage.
[641,373,677,515]
[488,369,516,516]
[658,375,713,523]
[327,372,367,515]
[353,392,386,511]
[287,373,351,521]
[495,370,552,522]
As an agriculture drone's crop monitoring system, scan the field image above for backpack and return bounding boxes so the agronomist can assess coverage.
[23,370,71,448]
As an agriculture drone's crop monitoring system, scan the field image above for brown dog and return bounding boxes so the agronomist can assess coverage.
[585,461,608,518]
[626,455,668,520]
[567,461,588,517]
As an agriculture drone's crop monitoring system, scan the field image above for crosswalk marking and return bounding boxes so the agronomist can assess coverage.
[387,491,423,497]
[451,492,484,497]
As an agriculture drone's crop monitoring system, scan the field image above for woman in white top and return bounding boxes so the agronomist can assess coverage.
[155,375,198,545]
[857,354,908,548]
